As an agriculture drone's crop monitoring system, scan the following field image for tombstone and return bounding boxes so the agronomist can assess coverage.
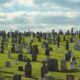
[74,41,80,50]
[48,39,52,44]
[32,46,37,61]
[13,74,21,80]
[41,61,48,78]
[11,44,15,53]
[61,60,67,72]
[70,61,77,71]
[65,51,72,61]
[18,54,23,61]
[70,37,74,43]
[27,46,32,54]
[14,59,18,65]
[25,58,32,78]
[8,51,11,58]
[47,58,58,71]
[23,56,27,62]
[44,74,55,80]
[65,40,69,50]
[45,47,50,60]
[5,61,11,68]
[66,75,74,80]
[18,66,23,71]
[18,45,23,54]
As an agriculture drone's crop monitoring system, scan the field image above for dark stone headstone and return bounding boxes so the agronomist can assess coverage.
[47,58,58,71]
[61,60,67,72]
[18,66,23,71]
[66,75,74,80]
[41,61,48,78]
[18,54,23,61]
[11,44,15,53]
[65,40,69,50]
[25,59,32,78]
[13,74,21,80]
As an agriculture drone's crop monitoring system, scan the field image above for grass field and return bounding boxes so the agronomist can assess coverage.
[0,35,80,80]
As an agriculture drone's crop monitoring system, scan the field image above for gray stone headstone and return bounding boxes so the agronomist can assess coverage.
[5,61,11,68]
[61,60,67,72]
[66,75,74,80]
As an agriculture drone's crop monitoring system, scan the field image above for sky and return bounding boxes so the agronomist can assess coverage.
[0,0,80,32]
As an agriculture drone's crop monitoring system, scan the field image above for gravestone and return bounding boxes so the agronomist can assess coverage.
[18,66,23,71]
[23,56,27,62]
[32,46,37,61]
[8,51,11,58]
[65,40,69,50]
[66,75,74,80]
[5,61,11,68]
[14,60,18,65]
[13,74,21,80]
[47,58,58,71]
[61,60,67,71]
[65,51,72,61]
[44,74,55,80]
[11,44,15,53]
[74,41,80,50]
[27,45,32,54]
[18,54,23,61]
[41,61,48,78]
[25,58,32,78]
[70,61,77,71]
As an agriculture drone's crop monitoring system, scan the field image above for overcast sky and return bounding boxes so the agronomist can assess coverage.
[0,0,80,32]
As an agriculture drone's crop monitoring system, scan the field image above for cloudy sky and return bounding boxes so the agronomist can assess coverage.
[0,0,80,32]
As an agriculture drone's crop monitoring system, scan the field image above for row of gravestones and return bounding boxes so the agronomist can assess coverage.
[4,58,77,78]
[0,74,79,80]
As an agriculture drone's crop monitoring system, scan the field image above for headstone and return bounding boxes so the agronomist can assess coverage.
[65,40,69,50]
[13,74,21,80]
[70,61,77,71]
[74,41,80,50]
[14,60,18,65]
[11,44,15,53]
[66,75,74,80]
[32,46,38,61]
[5,61,11,68]
[41,61,48,78]
[25,58,32,78]
[44,74,55,80]
[65,51,72,61]
[61,60,67,71]
[47,58,58,71]
[18,66,23,71]
[23,56,27,62]
[8,51,11,58]
[18,54,23,61]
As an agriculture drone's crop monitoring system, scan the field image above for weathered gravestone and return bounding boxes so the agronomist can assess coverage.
[61,60,67,72]
[5,61,11,68]
[13,74,21,80]
[44,74,55,80]
[8,51,11,59]
[27,45,32,54]
[74,41,80,50]
[11,44,15,53]
[70,61,77,71]
[32,45,38,61]
[18,54,23,61]
[66,75,74,80]
[47,58,58,71]
[25,58,32,78]
[65,40,69,50]
[65,51,72,61]
[41,61,48,78]
[18,66,23,71]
